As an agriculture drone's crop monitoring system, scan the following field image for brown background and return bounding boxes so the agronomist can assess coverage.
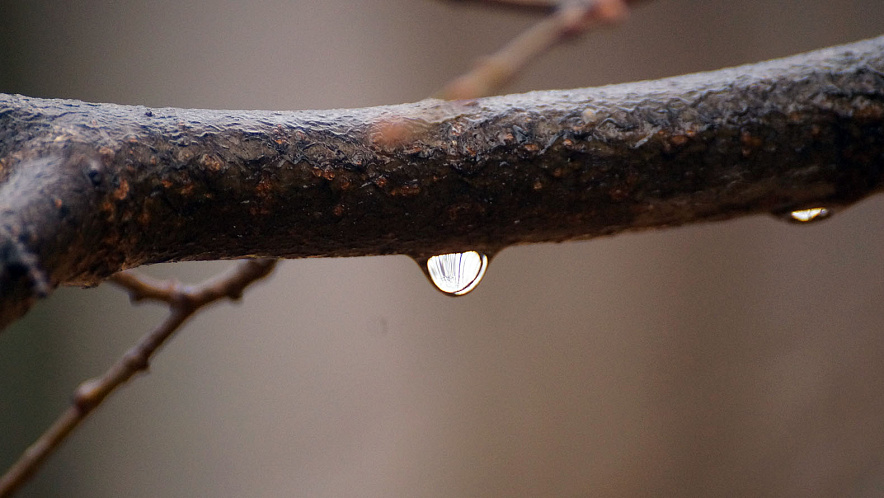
[2,1,884,496]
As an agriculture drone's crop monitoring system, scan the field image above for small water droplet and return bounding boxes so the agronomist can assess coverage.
[421,251,488,296]
[787,207,831,223]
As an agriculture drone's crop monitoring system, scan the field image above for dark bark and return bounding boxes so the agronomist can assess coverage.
[1,36,883,329]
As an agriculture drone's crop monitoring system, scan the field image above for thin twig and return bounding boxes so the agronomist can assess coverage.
[373,0,638,147]
[436,0,638,99]
[0,258,277,498]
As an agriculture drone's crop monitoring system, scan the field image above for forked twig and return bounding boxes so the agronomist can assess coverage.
[436,0,640,99]
[0,2,633,491]
[0,258,277,497]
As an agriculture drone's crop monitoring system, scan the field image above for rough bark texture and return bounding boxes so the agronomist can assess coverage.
[1,36,883,329]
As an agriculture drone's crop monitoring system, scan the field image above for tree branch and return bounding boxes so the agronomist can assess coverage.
[0,258,277,498]
[1,35,883,329]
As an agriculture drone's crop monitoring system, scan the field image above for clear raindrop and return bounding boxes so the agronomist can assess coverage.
[421,251,489,296]
[787,207,831,223]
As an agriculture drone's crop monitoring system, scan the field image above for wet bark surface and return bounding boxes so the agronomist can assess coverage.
[1,35,883,329]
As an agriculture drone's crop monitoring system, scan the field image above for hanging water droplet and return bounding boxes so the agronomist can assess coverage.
[421,251,488,296]
[787,207,831,223]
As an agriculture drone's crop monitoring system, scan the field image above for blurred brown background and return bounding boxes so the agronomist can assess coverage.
[2,1,884,496]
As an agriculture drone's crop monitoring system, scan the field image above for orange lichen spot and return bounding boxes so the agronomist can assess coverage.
[533,180,543,191]
[161,179,173,188]
[562,138,573,147]
[98,146,115,163]
[273,125,288,145]
[311,167,323,178]
[138,211,151,226]
[321,169,336,181]
[53,198,63,209]
[373,176,388,189]
[179,183,194,196]
[523,143,539,152]
[200,154,223,172]
[670,135,688,146]
[552,168,564,178]
[337,176,352,191]
[113,179,130,200]
[741,131,763,147]
[390,183,421,196]
[255,177,272,194]
[254,179,274,211]
[332,204,345,217]
[176,149,194,162]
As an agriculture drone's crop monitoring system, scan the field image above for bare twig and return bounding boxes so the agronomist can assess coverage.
[436,0,640,99]
[375,0,640,148]
[0,258,277,498]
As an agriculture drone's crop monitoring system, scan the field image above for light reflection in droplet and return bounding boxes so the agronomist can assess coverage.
[423,251,488,296]
[788,207,831,223]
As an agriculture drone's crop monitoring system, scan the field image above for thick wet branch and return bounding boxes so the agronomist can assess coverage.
[2,36,883,329]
